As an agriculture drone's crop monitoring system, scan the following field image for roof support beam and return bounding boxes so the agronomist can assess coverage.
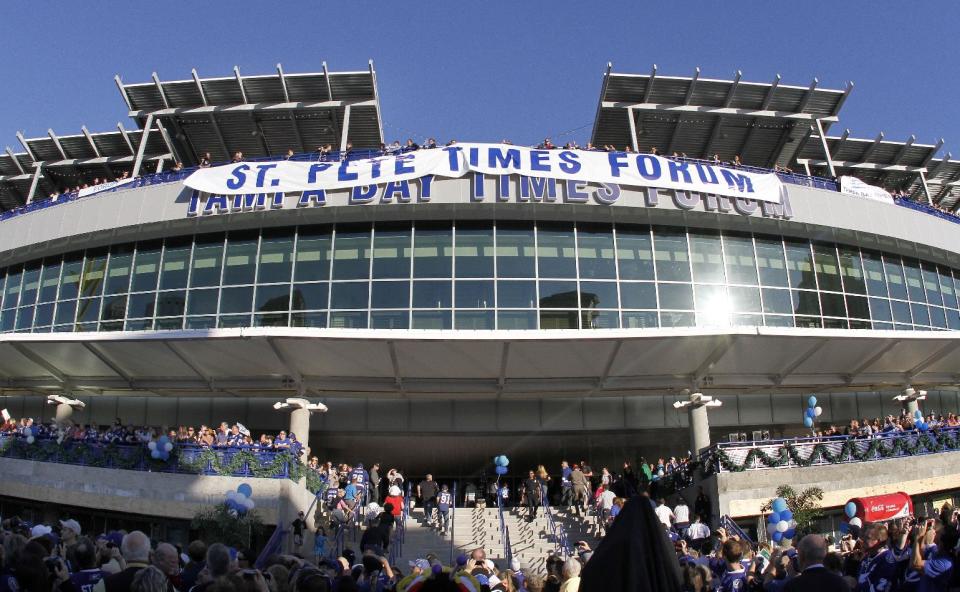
[191,69,209,106]
[47,129,68,160]
[26,162,43,204]
[797,78,819,113]
[276,64,291,102]
[81,126,115,181]
[814,118,836,178]
[154,119,180,166]
[131,114,154,178]
[322,61,334,101]
[600,102,838,123]
[773,338,828,386]
[164,342,214,392]
[593,340,623,394]
[152,72,170,109]
[16,132,38,163]
[795,159,926,173]
[387,341,403,394]
[905,341,960,381]
[590,62,613,143]
[9,342,67,384]
[129,99,376,118]
[339,104,351,153]
[114,75,133,110]
[369,59,384,143]
[890,135,916,165]
[859,132,884,163]
[736,74,781,162]
[844,340,899,384]
[642,64,657,103]
[81,342,134,389]
[267,338,303,385]
[116,122,136,154]
[233,66,249,104]
[208,114,231,161]
[692,336,737,384]
[667,67,700,154]
[4,147,25,175]
[627,107,639,152]
[496,342,511,395]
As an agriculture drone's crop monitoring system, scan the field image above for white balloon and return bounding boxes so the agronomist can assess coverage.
[814,406,823,417]
[148,441,157,451]
[849,517,863,527]
[789,519,797,528]
[244,498,255,510]
[777,520,789,533]
[26,436,34,444]
[226,491,237,501]
[164,442,173,452]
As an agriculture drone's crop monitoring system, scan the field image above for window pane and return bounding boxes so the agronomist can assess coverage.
[902,260,925,302]
[126,319,154,331]
[496,224,535,278]
[869,297,892,322]
[661,311,695,327]
[60,259,83,301]
[861,252,888,297]
[929,306,947,329]
[455,281,494,309]
[77,298,101,323]
[653,228,691,282]
[939,268,957,309]
[792,290,821,316]
[812,244,841,292]
[190,238,224,288]
[131,245,161,292]
[754,238,789,287]
[540,310,578,329]
[729,286,762,313]
[616,225,654,280]
[891,300,911,324]
[371,281,409,308]
[292,283,329,310]
[412,281,452,308]
[101,295,127,321]
[332,228,371,280]
[537,225,577,278]
[34,303,54,327]
[498,310,537,329]
[155,317,184,330]
[583,310,619,329]
[220,287,254,314]
[455,310,494,330]
[689,232,725,284]
[2,269,21,309]
[128,292,157,318]
[81,253,107,297]
[784,241,816,290]
[723,234,758,286]
[883,256,908,300]
[255,284,290,312]
[455,225,494,278]
[292,311,328,328]
[37,260,61,302]
[257,232,294,284]
[838,247,866,294]
[371,228,411,279]
[160,243,191,290]
[413,225,453,278]
[820,292,846,317]
[371,311,409,329]
[223,236,258,285]
[412,310,451,329]
[20,267,40,305]
[330,282,369,309]
[620,282,657,309]
[922,266,943,307]
[497,281,536,308]
[15,307,34,330]
[846,295,869,319]
[658,283,694,310]
[254,312,289,327]
[764,315,794,328]
[695,285,728,325]
[762,288,793,314]
[539,281,578,308]
[156,291,186,317]
[622,311,658,328]
[0,309,15,332]
[579,281,618,309]
[55,300,77,325]
[295,228,332,282]
[105,251,133,295]
[577,226,616,279]
[911,303,930,326]
[185,317,216,330]
[218,314,250,328]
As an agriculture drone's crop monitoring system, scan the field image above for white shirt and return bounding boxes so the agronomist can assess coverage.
[655,504,675,527]
[599,489,616,510]
[687,521,710,540]
[674,503,690,523]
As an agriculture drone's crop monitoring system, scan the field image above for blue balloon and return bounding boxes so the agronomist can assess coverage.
[151,449,161,459]
[805,408,816,419]
[772,531,783,542]
[785,528,796,539]
[919,422,929,432]
[845,502,857,518]
[495,465,508,475]
[160,451,169,461]
[839,521,849,534]
[803,416,814,428]
[780,509,793,521]
[772,498,788,513]
[768,512,780,524]
[237,483,253,498]
[808,395,817,408]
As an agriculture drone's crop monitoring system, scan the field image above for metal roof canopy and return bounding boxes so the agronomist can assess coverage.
[0,125,173,207]
[591,64,853,169]
[0,327,957,399]
[796,131,944,198]
[118,63,384,166]
[906,154,960,212]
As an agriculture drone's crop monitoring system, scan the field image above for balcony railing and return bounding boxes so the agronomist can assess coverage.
[0,434,300,480]
[699,426,960,473]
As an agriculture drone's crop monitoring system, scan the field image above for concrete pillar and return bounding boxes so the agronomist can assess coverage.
[289,407,310,456]
[55,403,74,425]
[689,403,711,454]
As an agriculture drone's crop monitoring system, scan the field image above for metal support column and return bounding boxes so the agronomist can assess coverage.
[27,163,43,203]
[814,118,837,179]
[919,170,932,204]
[131,114,155,178]
[339,105,352,153]
[627,107,639,152]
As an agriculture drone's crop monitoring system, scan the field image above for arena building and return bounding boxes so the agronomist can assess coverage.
[0,62,959,483]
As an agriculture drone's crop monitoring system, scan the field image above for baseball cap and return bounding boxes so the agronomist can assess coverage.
[60,519,81,536]
[409,558,430,571]
[30,524,52,538]
[389,486,402,496]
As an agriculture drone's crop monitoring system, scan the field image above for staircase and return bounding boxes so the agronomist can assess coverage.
[382,505,601,573]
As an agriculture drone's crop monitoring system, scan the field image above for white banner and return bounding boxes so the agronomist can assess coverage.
[78,177,135,198]
[839,176,893,205]
[183,143,784,204]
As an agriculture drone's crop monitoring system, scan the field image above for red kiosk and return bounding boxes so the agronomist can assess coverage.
[846,492,914,523]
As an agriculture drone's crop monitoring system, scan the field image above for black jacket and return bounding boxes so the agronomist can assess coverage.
[783,567,849,592]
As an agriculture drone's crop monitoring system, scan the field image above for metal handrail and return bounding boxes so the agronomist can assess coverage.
[720,514,753,545]
[496,481,513,567]
[448,482,458,563]
[541,483,571,557]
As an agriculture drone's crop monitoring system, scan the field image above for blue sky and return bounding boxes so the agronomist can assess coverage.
[2,2,958,155]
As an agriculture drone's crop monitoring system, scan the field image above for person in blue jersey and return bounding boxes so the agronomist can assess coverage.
[717,539,747,592]
[70,538,106,592]
[350,463,370,503]
[273,430,290,449]
[344,477,360,511]
[911,519,958,592]
[902,518,939,591]
[287,432,303,460]
[436,484,454,534]
[857,523,900,592]
[226,424,242,447]
[559,460,574,511]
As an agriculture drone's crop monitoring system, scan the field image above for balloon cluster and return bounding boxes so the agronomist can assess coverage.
[493,455,510,476]
[765,497,797,545]
[24,426,37,445]
[148,435,174,461]
[839,501,863,534]
[913,409,930,432]
[803,395,822,428]
[225,483,256,517]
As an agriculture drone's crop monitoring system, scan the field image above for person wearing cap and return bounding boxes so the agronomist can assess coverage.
[59,518,81,547]
[409,558,430,575]
[385,486,404,518]
[436,484,454,534]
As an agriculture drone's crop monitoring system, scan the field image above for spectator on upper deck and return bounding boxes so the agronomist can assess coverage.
[733,154,742,167]
[172,162,183,172]
[650,146,660,155]
[284,149,295,160]
[231,151,244,163]
[199,153,212,168]
[540,138,555,150]
[424,138,438,149]
[405,138,420,151]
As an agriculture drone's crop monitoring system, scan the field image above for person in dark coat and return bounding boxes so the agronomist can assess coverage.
[579,494,683,591]
[784,534,848,592]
